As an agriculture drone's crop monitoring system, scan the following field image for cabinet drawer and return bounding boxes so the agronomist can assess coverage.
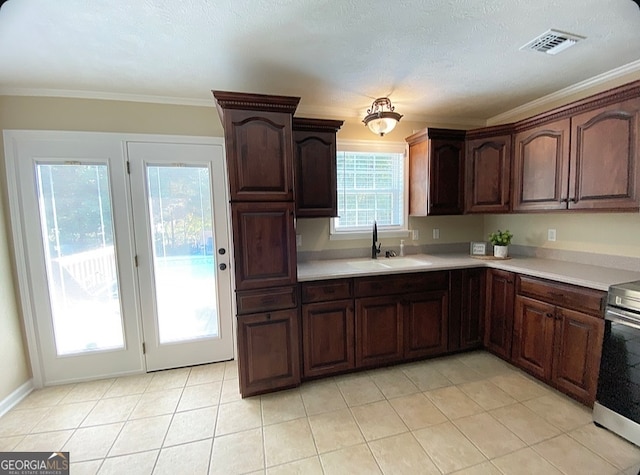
[301,279,353,303]
[517,275,605,317]
[355,271,448,297]
[236,286,298,315]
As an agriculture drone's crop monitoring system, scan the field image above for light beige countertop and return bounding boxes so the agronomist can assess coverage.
[297,253,640,291]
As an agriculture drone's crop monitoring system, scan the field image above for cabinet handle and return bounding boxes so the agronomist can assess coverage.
[545,312,553,318]
[266,313,271,320]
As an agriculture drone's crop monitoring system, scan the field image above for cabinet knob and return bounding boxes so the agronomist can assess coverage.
[266,313,272,320]
[219,263,227,271]
[545,312,553,318]
[218,248,226,255]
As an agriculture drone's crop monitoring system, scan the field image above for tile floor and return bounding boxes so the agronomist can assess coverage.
[1,351,640,474]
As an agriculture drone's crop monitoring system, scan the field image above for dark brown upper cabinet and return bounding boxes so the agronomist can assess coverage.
[569,97,640,211]
[293,118,343,218]
[231,202,297,291]
[406,128,465,216]
[512,118,570,212]
[510,82,640,213]
[213,91,300,202]
[465,128,512,214]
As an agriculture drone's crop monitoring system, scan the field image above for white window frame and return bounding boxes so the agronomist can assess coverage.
[330,139,409,241]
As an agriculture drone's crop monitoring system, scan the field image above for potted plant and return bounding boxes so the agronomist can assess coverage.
[488,229,513,258]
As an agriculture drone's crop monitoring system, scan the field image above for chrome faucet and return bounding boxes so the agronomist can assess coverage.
[371,221,381,259]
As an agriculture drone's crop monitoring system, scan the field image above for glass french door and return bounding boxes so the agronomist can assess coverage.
[127,142,233,371]
[7,132,233,385]
[12,137,143,384]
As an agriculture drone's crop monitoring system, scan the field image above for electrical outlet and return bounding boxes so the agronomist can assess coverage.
[547,229,556,242]
[411,229,419,240]
[433,228,440,239]
[296,234,302,246]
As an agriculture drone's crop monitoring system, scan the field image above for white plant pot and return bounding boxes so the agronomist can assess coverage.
[494,245,509,258]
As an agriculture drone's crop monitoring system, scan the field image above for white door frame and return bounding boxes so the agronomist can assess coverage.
[3,130,236,388]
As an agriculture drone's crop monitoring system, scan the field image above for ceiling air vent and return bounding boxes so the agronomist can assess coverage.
[520,29,585,55]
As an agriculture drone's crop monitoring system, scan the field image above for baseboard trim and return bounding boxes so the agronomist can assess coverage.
[0,380,34,418]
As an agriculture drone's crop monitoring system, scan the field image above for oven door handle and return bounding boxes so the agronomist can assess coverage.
[606,307,640,330]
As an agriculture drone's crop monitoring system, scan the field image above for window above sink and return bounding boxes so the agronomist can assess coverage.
[330,140,408,241]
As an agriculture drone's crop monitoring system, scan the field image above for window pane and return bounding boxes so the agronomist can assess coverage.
[146,166,219,344]
[36,164,124,355]
[335,151,404,230]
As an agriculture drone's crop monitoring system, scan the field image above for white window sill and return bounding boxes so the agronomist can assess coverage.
[329,229,410,241]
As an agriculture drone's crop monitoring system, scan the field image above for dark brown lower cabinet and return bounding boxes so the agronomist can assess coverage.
[450,268,486,351]
[552,307,604,405]
[236,309,300,397]
[355,286,450,367]
[484,269,515,360]
[403,291,448,359]
[301,299,354,378]
[512,296,555,380]
[355,296,404,368]
[513,294,604,405]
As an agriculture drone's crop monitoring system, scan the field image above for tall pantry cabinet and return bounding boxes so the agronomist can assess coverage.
[213,91,301,397]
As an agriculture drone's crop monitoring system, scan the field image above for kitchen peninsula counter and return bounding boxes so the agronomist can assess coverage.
[298,253,640,291]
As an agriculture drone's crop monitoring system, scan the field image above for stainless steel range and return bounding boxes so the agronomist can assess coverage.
[593,280,640,446]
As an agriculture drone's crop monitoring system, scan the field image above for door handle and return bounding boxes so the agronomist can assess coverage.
[219,263,227,271]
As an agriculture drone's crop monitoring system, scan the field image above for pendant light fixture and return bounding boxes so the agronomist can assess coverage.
[362,97,403,136]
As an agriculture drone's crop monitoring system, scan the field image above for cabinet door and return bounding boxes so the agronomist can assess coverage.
[403,291,448,359]
[408,137,429,216]
[552,307,604,405]
[460,268,486,350]
[302,299,354,378]
[484,269,515,360]
[465,135,512,213]
[429,139,465,215]
[237,309,300,397]
[293,119,342,217]
[224,109,294,201]
[407,129,465,216]
[355,296,403,368]
[512,119,570,211]
[231,202,296,290]
[569,98,640,211]
[512,296,555,380]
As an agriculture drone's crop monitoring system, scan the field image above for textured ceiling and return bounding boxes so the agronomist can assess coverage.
[0,0,639,124]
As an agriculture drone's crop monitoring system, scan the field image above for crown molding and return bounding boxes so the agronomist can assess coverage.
[0,87,216,107]
[486,59,640,125]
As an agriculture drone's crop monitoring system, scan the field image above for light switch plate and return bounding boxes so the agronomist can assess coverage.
[433,228,440,239]
[548,229,556,241]
[411,229,419,240]
[296,234,302,246]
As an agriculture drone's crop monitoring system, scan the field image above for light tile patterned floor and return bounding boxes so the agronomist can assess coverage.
[1,351,640,474]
